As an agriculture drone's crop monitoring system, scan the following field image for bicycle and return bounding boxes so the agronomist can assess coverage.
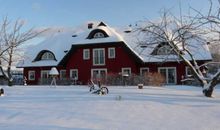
[88,79,109,95]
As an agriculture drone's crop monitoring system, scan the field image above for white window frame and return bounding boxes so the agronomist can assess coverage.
[83,49,90,60]
[122,67,131,76]
[60,70,67,79]
[157,45,172,55]
[70,69,78,80]
[93,32,105,38]
[91,68,107,79]
[28,71,35,80]
[140,67,149,76]
[41,52,54,60]
[93,48,105,66]
[41,70,50,79]
[158,67,177,84]
[185,66,193,77]
[108,47,115,59]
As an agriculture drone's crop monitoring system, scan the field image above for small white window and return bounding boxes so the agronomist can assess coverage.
[70,69,78,80]
[122,68,131,76]
[83,49,90,60]
[185,67,193,77]
[60,70,67,79]
[140,67,149,76]
[108,48,115,59]
[93,32,105,38]
[28,71,35,80]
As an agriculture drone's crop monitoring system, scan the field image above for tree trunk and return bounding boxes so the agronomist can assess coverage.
[203,71,220,97]
[7,49,13,86]
[203,87,214,97]
[7,66,13,86]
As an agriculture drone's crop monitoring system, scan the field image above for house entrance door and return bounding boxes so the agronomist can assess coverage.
[158,67,176,84]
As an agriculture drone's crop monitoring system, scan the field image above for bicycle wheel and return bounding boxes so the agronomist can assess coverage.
[100,87,109,95]
[89,86,95,92]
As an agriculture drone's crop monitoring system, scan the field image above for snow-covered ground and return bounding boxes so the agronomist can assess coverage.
[0,85,220,130]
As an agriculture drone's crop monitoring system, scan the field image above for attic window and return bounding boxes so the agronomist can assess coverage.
[33,50,57,62]
[157,45,174,55]
[93,32,105,38]
[87,29,109,39]
[41,52,55,60]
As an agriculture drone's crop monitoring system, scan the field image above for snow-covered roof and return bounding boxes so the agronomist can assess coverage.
[118,27,212,62]
[17,21,212,68]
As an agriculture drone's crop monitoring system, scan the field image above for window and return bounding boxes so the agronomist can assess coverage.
[70,69,78,80]
[93,32,105,38]
[158,67,176,84]
[83,49,90,60]
[91,69,107,80]
[41,70,50,79]
[185,67,193,77]
[93,48,105,65]
[60,70,67,79]
[140,68,149,76]
[108,48,115,59]
[157,45,173,55]
[122,68,131,76]
[41,52,55,60]
[28,71,35,80]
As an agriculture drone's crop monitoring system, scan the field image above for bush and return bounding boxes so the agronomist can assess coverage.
[147,73,165,86]
[106,72,165,86]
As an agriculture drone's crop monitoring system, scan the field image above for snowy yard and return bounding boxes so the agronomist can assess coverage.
[0,85,220,130]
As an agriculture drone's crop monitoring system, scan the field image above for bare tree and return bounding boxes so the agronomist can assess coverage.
[0,17,47,86]
[134,9,218,97]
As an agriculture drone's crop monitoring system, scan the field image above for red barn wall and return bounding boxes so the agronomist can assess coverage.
[66,43,140,84]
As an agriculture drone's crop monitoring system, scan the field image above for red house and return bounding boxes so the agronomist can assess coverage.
[17,22,212,85]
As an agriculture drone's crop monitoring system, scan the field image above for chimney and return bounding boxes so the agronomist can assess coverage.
[88,23,93,29]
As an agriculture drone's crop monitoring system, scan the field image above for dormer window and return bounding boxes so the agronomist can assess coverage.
[151,42,175,55]
[41,52,55,60]
[93,32,105,38]
[33,50,57,62]
[157,45,173,55]
[87,29,109,39]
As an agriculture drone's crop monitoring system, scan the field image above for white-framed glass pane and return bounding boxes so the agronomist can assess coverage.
[70,69,78,80]
[158,67,176,84]
[108,48,115,58]
[157,45,172,55]
[93,48,105,65]
[83,49,90,60]
[94,32,105,38]
[140,68,149,76]
[168,68,176,84]
[122,68,131,76]
[185,67,193,77]
[28,71,35,80]
[91,69,107,80]
[41,52,55,60]
[100,50,104,64]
